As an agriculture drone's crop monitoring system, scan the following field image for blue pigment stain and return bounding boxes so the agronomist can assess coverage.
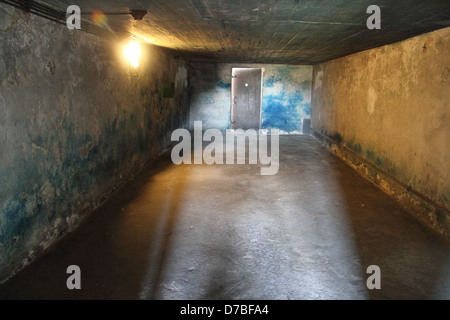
[216,80,231,89]
[272,67,294,84]
[264,75,277,88]
[264,73,284,88]
[262,90,305,132]
[302,103,311,118]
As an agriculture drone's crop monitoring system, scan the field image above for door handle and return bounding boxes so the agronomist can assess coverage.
[233,97,237,104]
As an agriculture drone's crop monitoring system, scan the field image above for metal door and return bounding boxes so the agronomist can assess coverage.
[231,68,262,130]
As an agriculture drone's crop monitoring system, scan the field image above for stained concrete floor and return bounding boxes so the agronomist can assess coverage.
[0,135,449,300]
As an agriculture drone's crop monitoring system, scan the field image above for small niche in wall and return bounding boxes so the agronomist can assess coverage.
[302,119,311,135]
[160,82,175,99]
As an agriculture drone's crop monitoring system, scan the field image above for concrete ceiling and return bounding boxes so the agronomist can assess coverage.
[45,0,449,64]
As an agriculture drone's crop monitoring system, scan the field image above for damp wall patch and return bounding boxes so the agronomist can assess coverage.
[189,63,312,133]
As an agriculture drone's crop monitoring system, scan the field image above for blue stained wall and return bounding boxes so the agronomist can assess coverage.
[261,65,312,133]
[189,63,312,133]
[0,4,189,282]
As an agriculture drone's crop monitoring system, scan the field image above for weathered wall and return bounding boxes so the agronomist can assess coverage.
[311,27,450,237]
[0,4,188,282]
[189,63,312,133]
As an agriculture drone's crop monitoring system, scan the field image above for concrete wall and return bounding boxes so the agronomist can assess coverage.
[189,63,312,133]
[311,27,450,237]
[0,4,189,282]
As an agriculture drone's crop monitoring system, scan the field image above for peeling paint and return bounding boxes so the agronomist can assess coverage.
[367,86,377,115]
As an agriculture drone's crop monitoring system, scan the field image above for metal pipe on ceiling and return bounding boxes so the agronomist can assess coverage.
[0,0,66,25]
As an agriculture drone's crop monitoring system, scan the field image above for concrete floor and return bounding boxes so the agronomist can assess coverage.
[0,135,449,300]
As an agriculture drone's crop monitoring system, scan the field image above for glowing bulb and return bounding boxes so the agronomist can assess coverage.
[124,41,141,68]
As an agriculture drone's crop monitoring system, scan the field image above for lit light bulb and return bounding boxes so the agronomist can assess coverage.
[124,41,141,68]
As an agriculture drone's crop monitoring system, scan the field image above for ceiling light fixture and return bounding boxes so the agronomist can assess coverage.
[130,10,147,21]
[124,40,141,68]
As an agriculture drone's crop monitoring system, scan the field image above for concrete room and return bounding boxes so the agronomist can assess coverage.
[0,0,449,301]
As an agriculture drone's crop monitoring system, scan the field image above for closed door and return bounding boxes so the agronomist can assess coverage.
[231,68,262,130]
